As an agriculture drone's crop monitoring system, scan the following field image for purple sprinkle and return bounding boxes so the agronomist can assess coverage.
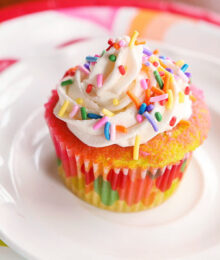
[146,104,154,112]
[143,111,158,132]
[143,47,152,57]
[159,55,166,59]
[185,72,192,78]
[145,61,151,67]
[166,68,173,74]
[84,63,90,71]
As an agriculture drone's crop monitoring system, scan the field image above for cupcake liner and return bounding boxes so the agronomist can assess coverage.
[45,91,192,212]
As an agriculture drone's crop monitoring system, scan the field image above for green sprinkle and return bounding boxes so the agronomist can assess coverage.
[109,54,116,62]
[80,107,87,120]
[155,112,162,122]
[153,71,164,89]
[61,79,73,86]
[101,50,106,57]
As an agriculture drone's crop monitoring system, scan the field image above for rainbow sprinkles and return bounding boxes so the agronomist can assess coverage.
[55,31,192,161]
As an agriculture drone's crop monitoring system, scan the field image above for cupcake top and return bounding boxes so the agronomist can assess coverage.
[54,31,192,159]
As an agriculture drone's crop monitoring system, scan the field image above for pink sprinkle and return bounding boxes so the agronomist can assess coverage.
[69,105,79,118]
[140,78,148,90]
[142,56,148,63]
[110,123,116,141]
[97,74,103,88]
[118,40,126,47]
[93,116,108,130]
[78,65,90,75]
[140,151,150,157]
[150,94,168,103]
[136,114,143,123]
[95,54,101,57]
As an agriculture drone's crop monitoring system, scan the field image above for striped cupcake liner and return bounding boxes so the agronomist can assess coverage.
[45,91,192,212]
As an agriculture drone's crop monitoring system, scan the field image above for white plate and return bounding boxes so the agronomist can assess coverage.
[0,38,220,260]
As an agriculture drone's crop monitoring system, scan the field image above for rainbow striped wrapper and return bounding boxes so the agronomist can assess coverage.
[45,91,192,212]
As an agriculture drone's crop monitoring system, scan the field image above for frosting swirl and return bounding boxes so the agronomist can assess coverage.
[54,35,192,148]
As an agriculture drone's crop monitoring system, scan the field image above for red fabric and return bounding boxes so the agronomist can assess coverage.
[0,0,220,26]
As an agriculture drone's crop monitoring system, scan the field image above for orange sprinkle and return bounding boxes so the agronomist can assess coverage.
[116,125,128,133]
[163,74,170,93]
[113,43,120,50]
[179,120,191,127]
[190,95,196,102]
[126,90,141,108]
[153,49,159,55]
[151,86,165,95]
[141,64,150,74]
[135,40,146,45]
[145,88,151,105]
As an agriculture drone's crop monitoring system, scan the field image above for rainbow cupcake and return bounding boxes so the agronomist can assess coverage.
[45,31,210,212]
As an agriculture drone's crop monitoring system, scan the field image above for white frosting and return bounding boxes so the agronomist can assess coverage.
[54,36,192,147]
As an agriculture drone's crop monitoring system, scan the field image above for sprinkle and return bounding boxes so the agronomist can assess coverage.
[69,105,79,118]
[176,60,185,67]
[151,86,165,95]
[143,111,158,132]
[179,91,185,103]
[140,151,150,157]
[102,108,114,117]
[185,72,192,78]
[97,74,103,87]
[181,64,189,72]
[109,54,117,62]
[126,90,141,108]
[149,56,158,63]
[159,71,165,77]
[159,55,166,59]
[118,65,126,75]
[150,94,168,103]
[159,100,166,106]
[86,84,93,93]
[118,40,126,47]
[104,122,111,140]
[155,112,162,122]
[136,114,143,123]
[135,40,146,45]
[129,30,139,48]
[113,98,119,106]
[87,113,102,119]
[153,49,159,55]
[75,98,84,105]
[140,78,148,90]
[169,116,177,127]
[63,67,77,77]
[146,104,154,112]
[84,63,90,71]
[80,107,87,120]
[145,61,151,66]
[138,103,147,115]
[113,43,120,50]
[190,95,196,102]
[145,88,151,105]
[108,39,114,45]
[61,79,73,86]
[153,61,159,67]
[179,120,190,127]
[116,125,127,133]
[166,68,173,74]
[93,116,109,130]
[184,86,190,95]
[86,56,98,62]
[143,47,152,56]
[78,65,90,75]
[110,123,116,141]
[153,70,164,89]
[58,100,69,117]
[163,74,171,92]
[167,89,174,109]
[133,135,140,160]
[101,50,105,57]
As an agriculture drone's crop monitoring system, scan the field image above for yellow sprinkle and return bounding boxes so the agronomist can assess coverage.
[129,30,139,48]
[179,91,185,103]
[102,108,114,117]
[176,60,185,67]
[149,56,158,63]
[133,135,140,160]
[113,98,119,106]
[75,98,84,105]
[167,89,174,109]
[58,100,69,117]
[158,66,169,76]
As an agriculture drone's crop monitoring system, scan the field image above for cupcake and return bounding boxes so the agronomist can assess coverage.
[44,31,210,212]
